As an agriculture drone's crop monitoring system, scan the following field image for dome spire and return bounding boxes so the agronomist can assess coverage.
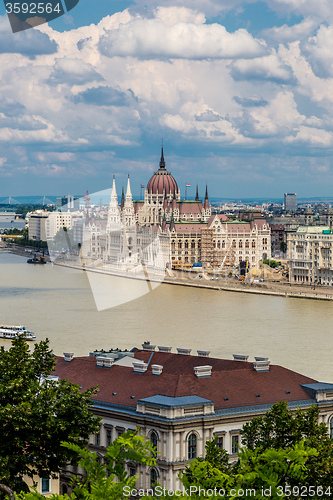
[159,140,165,169]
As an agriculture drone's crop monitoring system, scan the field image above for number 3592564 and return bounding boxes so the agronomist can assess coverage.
[5,3,62,14]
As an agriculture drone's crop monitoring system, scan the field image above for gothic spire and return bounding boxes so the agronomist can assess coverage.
[159,143,165,169]
[195,184,199,202]
[121,186,125,209]
[204,184,209,210]
[126,174,132,198]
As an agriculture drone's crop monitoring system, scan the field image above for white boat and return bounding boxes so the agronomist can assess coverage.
[0,325,36,341]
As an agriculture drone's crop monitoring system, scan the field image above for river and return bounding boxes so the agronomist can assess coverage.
[0,251,332,382]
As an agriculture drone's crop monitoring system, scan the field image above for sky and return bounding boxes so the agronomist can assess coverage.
[0,0,333,199]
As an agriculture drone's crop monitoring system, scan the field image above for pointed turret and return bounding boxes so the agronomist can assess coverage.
[195,184,199,202]
[126,174,132,199]
[120,186,125,209]
[204,184,209,210]
[123,174,135,226]
[111,175,117,201]
[107,175,121,229]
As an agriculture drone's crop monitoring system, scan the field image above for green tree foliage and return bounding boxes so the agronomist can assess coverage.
[280,241,287,254]
[241,401,333,487]
[181,439,319,499]
[0,337,99,492]
[262,258,279,268]
[17,430,156,500]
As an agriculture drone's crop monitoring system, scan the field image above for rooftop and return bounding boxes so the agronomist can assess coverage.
[53,346,317,413]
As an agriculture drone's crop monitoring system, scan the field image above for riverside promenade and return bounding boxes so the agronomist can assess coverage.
[52,258,333,302]
[3,240,332,302]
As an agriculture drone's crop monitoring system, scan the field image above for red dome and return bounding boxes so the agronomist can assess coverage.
[147,148,178,196]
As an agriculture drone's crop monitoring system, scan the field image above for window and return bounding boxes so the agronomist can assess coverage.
[231,435,239,454]
[330,417,333,439]
[129,466,136,477]
[41,478,50,494]
[188,433,197,459]
[95,432,100,446]
[216,436,223,449]
[150,468,158,487]
[150,431,158,457]
[106,429,112,447]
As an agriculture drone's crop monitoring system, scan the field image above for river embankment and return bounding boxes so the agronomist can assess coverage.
[52,259,333,302]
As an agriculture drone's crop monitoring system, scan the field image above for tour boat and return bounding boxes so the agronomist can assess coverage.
[0,325,36,341]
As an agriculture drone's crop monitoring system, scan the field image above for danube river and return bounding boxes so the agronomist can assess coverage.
[0,251,332,382]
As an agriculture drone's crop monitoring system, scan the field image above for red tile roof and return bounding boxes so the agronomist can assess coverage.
[178,202,203,215]
[53,350,316,411]
[172,223,206,233]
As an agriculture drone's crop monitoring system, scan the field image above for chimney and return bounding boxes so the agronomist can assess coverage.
[133,360,148,373]
[96,356,105,368]
[142,341,156,351]
[253,359,270,372]
[197,350,210,357]
[158,345,172,353]
[233,354,249,362]
[63,352,74,362]
[152,364,163,376]
[194,365,212,378]
[177,347,191,355]
[104,357,114,369]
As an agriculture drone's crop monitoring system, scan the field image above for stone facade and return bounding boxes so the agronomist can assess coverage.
[287,226,333,285]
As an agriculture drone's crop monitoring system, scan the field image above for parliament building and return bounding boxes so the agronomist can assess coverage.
[81,148,271,271]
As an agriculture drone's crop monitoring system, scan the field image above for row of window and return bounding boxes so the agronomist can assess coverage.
[149,431,239,460]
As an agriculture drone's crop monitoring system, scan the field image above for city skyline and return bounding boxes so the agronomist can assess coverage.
[0,0,333,197]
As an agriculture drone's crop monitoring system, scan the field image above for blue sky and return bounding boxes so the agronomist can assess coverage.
[0,0,333,199]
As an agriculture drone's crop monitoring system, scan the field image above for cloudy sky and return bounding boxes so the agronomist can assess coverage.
[0,0,333,199]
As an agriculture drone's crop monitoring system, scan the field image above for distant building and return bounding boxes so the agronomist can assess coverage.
[26,210,49,241]
[56,195,80,212]
[287,225,333,285]
[54,343,333,494]
[284,193,297,211]
[46,212,84,240]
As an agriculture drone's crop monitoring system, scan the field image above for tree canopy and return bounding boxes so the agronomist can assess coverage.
[241,401,333,487]
[0,336,99,492]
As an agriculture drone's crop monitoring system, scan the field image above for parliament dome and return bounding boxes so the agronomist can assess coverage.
[147,148,178,196]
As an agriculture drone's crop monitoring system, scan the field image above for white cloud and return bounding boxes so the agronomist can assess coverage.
[266,0,332,22]
[1,5,333,193]
[285,126,333,146]
[99,8,267,60]
[304,25,333,78]
[261,18,317,43]
[230,52,293,82]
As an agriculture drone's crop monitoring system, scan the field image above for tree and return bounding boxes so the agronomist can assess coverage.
[16,430,157,500]
[0,336,99,492]
[182,440,318,499]
[280,241,287,254]
[241,401,333,487]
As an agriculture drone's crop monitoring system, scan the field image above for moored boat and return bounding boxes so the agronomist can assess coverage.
[0,325,36,341]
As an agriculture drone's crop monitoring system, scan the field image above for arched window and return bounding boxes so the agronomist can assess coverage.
[150,468,158,487]
[151,431,158,457]
[188,433,197,459]
[239,241,242,248]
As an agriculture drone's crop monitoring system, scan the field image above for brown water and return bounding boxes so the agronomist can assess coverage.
[0,252,332,382]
